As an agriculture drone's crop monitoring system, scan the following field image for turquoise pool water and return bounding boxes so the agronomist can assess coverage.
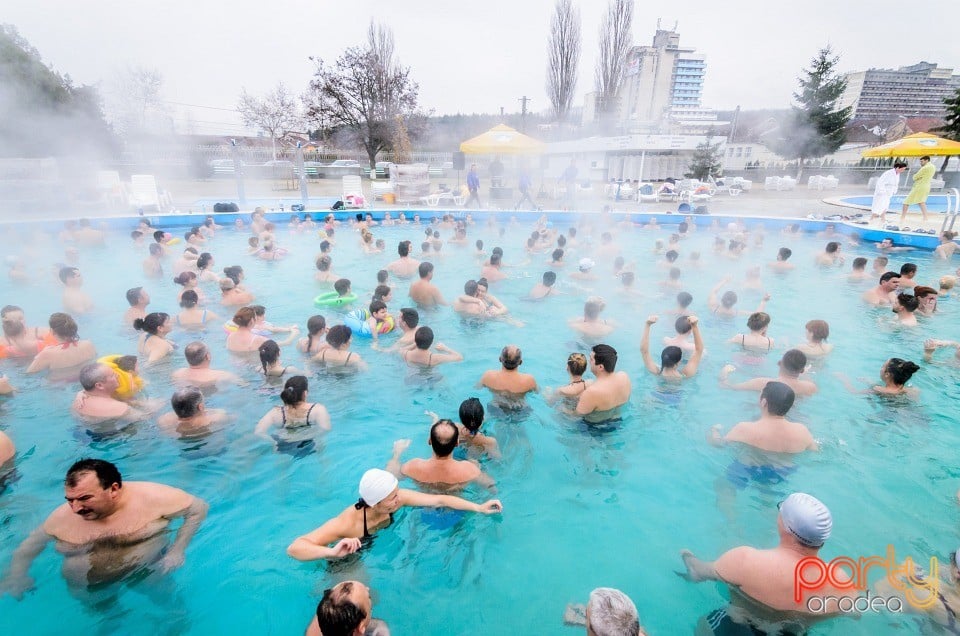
[1,216,960,635]
[840,194,954,213]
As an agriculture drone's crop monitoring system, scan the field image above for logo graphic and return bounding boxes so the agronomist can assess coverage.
[794,545,938,613]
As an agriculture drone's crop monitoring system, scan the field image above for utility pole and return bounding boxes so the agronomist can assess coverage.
[518,96,530,132]
[500,106,505,118]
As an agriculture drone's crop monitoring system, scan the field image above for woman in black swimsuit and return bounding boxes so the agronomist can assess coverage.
[258,339,300,378]
[286,468,503,562]
[255,375,331,440]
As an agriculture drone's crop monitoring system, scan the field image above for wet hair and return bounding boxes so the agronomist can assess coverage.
[115,355,138,373]
[669,267,681,281]
[874,255,889,268]
[232,307,256,327]
[852,257,867,270]
[133,312,169,335]
[334,278,351,296]
[552,248,564,261]
[675,315,692,335]
[305,315,327,350]
[567,352,587,376]
[66,458,122,490]
[665,250,679,263]
[247,237,259,248]
[49,312,79,341]
[414,326,435,350]
[490,253,502,266]
[613,256,625,270]
[805,320,829,342]
[477,277,489,290]
[747,312,770,332]
[780,349,808,375]
[326,324,352,348]
[543,271,557,286]
[557,235,567,248]
[885,358,920,386]
[173,271,197,286]
[1,317,24,337]
[419,262,434,278]
[592,343,618,372]
[584,300,603,319]
[376,269,388,284]
[880,271,900,284]
[894,161,908,169]
[430,419,459,457]
[131,230,143,240]
[399,307,419,329]
[319,240,331,253]
[175,289,198,310]
[252,304,267,317]
[761,381,795,416]
[721,291,738,308]
[900,263,917,277]
[777,247,792,261]
[943,231,958,241]
[149,243,163,256]
[620,271,635,286]
[940,276,957,291]
[373,285,391,302]
[896,293,919,313]
[153,230,165,243]
[475,239,484,250]
[171,387,204,418]
[677,292,693,309]
[78,362,113,391]
[825,241,840,254]
[492,247,504,256]
[197,252,213,271]
[258,339,280,372]
[126,287,143,306]
[500,346,522,370]
[280,375,309,406]
[421,241,432,253]
[398,240,411,257]
[184,341,209,366]
[464,280,479,295]
[914,286,937,299]
[660,346,682,370]
[459,397,485,433]
[316,581,367,636]
[678,221,689,234]
[58,266,79,284]
[223,266,243,285]
[0,305,22,319]
[368,300,387,315]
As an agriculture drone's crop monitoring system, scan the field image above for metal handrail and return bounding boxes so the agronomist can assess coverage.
[941,188,960,233]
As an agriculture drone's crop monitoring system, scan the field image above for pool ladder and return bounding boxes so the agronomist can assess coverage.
[942,188,960,233]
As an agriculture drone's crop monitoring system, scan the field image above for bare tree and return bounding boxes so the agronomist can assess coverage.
[594,0,633,128]
[108,66,170,137]
[237,83,303,159]
[305,21,420,168]
[546,0,581,124]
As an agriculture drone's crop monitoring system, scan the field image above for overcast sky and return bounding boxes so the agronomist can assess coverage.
[7,0,958,135]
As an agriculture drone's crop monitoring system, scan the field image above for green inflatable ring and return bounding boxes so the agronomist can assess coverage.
[314,292,357,308]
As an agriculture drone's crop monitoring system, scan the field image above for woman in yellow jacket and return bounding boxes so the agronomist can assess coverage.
[900,156,936,225]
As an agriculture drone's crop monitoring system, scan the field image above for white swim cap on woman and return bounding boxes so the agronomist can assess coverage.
[779,492,832,548]
[359,469,398,506]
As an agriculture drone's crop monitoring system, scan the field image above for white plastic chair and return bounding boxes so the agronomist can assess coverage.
[342,175,366,208]
[129,175,162,211]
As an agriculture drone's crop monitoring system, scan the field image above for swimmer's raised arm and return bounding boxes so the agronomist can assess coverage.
[274,327,300,347]
[399,489,502,514]
[924,339,960,363]
[640,316,660,375]
[681,316,704,377]
[386,439,411,478]
[287,516,361,561]
[707,278,730,311]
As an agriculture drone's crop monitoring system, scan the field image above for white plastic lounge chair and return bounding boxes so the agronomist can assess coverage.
[129,175,162,211]
[778,176,797,191]
[342,175,366,209]
[637,184,658,203]
[764,177,781,191]
[96,170,124,206]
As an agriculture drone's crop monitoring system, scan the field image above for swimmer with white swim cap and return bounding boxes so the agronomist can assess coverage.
[286,468,502,562]
[681,493,859,633]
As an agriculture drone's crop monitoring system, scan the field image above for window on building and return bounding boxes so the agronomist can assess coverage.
[736,148,743,158]
[745,147,752,157]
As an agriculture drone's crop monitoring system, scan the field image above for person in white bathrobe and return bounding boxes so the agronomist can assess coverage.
[871,162,908,225]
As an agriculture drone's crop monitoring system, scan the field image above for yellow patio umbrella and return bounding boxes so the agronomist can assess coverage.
[861,132,960,158]
[459,124,546,155]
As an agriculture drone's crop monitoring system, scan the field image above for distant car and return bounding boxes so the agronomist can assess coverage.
[328,159,360,168]
[262,160,294,169]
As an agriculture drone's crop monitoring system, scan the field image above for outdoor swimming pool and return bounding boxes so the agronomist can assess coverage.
[1,213,959,635]
[838,193,955,214]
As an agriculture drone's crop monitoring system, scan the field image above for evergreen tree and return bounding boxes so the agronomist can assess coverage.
[0,24,115,157]
[686,137,723,181]
[933,86,960,172]
[769,47,851,178]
